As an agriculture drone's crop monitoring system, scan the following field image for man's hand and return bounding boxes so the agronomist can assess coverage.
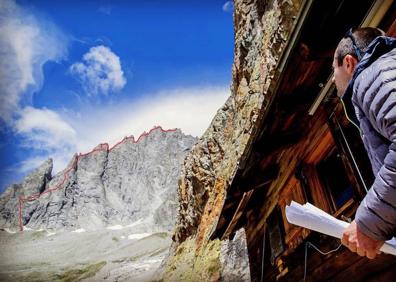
[341,220,384,259]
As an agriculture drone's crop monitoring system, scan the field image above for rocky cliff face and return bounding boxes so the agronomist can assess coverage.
[0,127,196,232]
[174,0,302,246]
[164,0,304,280]
[0,159,53,231]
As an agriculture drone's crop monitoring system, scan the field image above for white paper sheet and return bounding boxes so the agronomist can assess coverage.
[285,201,396,256]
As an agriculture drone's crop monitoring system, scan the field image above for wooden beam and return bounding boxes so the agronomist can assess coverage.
[332,253,396,281]
[254,129,304,155]
[239,163,279,192]
[221,190,254,240]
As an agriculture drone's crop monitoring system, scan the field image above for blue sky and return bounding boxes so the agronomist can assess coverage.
[0,0,234,192]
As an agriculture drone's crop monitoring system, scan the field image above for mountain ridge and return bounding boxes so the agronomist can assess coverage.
[17,126,180,231]
[0,126,197,233]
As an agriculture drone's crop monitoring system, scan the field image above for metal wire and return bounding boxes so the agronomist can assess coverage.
[304,241,342,281]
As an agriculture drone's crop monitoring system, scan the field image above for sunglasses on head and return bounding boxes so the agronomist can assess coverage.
[344,28,363,61]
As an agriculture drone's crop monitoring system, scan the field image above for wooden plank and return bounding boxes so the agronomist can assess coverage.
[332,253,396,281]
[282,244,360,282]
[304,129,334,164]
[278,175,309,250]
[239,164,279,192]
[303,164,333,213]
[221,190,254,240]
[308,248,363,281]
[366,261,396,281]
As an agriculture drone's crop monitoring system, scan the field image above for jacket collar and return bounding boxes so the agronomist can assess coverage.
[341,36,396,124]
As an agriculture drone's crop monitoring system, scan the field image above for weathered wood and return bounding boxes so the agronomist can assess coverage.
[387,18,396,37]
[254,128,304,154]
[242,103,386,280]
[278,175,309,250]
[221,190,254,240]
[239,163,279,192]
[308,248,363,281]
[366,262,396,281]
[303,164,333,214]
[332,253,396,281]
[333,198,355,219]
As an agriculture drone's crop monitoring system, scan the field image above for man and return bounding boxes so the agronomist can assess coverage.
[332,27,396,259]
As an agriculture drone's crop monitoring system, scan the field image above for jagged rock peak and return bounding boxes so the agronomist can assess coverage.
[20,158,53,197]
[0,127,197,232]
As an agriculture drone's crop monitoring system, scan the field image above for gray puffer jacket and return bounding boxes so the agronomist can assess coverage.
[346,36,396,241]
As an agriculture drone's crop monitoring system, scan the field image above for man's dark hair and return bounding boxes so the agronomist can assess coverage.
[336,27,385,66]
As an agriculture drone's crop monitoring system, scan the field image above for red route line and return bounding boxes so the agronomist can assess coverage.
[17,126,177,231]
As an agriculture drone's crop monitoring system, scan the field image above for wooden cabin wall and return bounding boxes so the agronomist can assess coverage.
[211,1,396,280]
[245,106,330,242]
[243,106,332,280]
[240,2,396,280]
[242,104,396,281]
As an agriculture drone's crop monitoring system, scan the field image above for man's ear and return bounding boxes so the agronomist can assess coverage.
[343,54,358,75]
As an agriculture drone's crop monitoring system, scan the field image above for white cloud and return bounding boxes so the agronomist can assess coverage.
[13,86,229,177]
[15,107,77,148]
[222,1,234,12]
[18,155,51,174]
[0,0,68,123]
[14,107,77,173]
[66,86,230,153]
[70,45,126,96]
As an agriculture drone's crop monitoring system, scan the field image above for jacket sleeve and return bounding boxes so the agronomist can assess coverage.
[355,71,396,241]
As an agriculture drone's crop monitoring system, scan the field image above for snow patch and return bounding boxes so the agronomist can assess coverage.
[4,228,17,234]
[127,233,151,240]
[107,225,124,230]
[21,227,48,232]
[132,257,163,271]
[46,231,56,237]
[126,219,143,228]
[72,228,86,233]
